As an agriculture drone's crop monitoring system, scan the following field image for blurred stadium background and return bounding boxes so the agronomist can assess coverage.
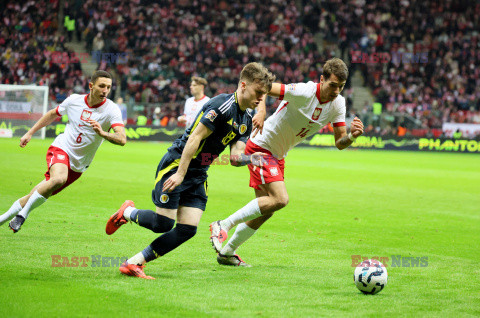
[1,0,479,148]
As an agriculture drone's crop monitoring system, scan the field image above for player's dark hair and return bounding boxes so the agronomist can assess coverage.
[239,62,276,92]
[191,76,208,87]
[323,58,349,82]
[90,70,113,84]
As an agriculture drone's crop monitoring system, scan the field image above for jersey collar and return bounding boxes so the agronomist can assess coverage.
[194,95,206,102]
[85,94,107,108]
[234,92,246,113]
[316,83,331,105]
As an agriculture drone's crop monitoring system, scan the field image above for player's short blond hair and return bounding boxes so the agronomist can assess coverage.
[191,76,208,87]
[239,62,276,91]
[323,58,349,82]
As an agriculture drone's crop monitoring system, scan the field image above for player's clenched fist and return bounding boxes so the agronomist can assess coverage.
[350,117,364,138]
[19,133,32,148]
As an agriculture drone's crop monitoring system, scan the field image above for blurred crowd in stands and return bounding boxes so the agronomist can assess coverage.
[1,0,479,137]
[75,0,328,126]
[0,1,94,104]
[314,0,479,135]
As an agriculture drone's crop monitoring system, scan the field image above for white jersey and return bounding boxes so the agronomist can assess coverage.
[51,94,124,172]
[184,95,210,127]
[251,81,346,159]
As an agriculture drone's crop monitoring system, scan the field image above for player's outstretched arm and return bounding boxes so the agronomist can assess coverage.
[163,122,212,192]
[230,141,267,167]
[334,117,364,150]
[252,83,283,137]
[267,83,283,98]
[252,96,267,137]
[20,109,59,148]
[230,140,247,166]
[87,119,127,146]
[250,83,282,136]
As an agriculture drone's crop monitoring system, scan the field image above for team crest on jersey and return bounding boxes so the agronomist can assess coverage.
[80,109,93,121]
[311,107,323,121]
[269,167,279,176]
[233,122,239,130]
[160,194,169,203]
[239,124,247,135]
[57,154,65,160]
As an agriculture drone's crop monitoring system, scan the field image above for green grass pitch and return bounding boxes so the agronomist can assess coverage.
[0,137,479,317]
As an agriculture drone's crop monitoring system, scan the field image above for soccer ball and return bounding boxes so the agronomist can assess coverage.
[353,259,388,295]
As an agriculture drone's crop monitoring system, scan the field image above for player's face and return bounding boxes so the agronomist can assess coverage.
[320,74,346,101]
[190,81,203,95]
[241,81,268,109]
[89,77,112,101]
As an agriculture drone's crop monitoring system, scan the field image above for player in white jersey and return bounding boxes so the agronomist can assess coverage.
[0,70,126,233]
[210,58,364,266]
[178,77,210,128]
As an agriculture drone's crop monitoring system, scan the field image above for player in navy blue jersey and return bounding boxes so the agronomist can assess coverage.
[105,62,276,279]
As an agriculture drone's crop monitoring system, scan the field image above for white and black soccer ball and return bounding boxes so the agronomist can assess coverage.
[354,259,388,295]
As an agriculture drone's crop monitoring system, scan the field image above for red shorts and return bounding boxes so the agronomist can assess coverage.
[45,146,82,196]
[245,139,285,190]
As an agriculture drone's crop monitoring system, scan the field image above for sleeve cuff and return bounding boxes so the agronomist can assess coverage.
[278,84,285,100]
[55,106,61,116]
[333,122,346,127]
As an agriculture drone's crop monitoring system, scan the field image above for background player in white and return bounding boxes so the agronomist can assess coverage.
[210,58,364,266]
[0,70,126,233]
[178,77,210,127]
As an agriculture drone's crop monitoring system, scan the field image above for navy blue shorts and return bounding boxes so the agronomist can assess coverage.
[151,152,208,211]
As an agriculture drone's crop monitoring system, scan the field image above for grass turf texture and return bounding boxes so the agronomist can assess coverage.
[0,137,479,317]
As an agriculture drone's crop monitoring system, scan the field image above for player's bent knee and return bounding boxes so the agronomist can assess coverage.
[261,211,275,218]
[176,223,197,242]
[274,196,289,210]
[49,176,68,188]
[151,214,175,233]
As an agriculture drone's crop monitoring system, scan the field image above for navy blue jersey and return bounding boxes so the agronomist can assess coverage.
[168,92,253,172]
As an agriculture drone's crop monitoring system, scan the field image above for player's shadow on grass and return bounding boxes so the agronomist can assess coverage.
[17,267,178,281]
[324,290,392,297]
[209,264,293,271]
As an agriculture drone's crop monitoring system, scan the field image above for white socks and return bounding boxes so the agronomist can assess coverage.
[0,200,22,225]
[0,191,47,225]
[18,190,47,220]
[123,206,136,221]
[221,223,257,256]
[220,199,262,232]
[128,252,146,266]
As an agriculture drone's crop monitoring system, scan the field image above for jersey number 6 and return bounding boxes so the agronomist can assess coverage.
[76,133,83,143]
